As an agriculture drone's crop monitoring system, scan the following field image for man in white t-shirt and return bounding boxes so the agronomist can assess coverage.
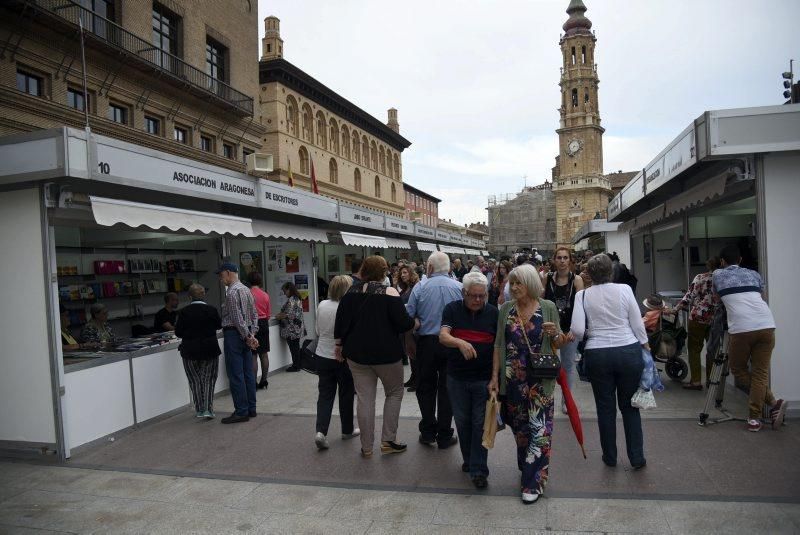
[712,245,786,432]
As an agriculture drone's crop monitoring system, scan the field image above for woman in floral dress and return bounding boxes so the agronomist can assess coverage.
[275,282,305,372]
[489,264,566,504]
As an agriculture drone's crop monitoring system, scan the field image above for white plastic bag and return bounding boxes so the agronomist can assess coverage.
[631,388,657,410]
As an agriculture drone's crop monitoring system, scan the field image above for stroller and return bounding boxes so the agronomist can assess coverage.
[647,309,688,381]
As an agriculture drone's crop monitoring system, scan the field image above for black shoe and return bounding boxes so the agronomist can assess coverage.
[406,386,417,392]
[380,441,408,454]
[402,356,409,365]
[437,436,458,449]
[471,475,488,489]
[257,379,269,390]
[221,414,250,424]
[286,366,300,372]
[602,455,617,467]
[403,377,416,387]
[632,460,647,470]
[461,463,469,473]
[248,411,257,418]
[419,435,436,446]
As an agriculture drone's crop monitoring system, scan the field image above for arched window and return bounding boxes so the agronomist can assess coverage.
[354,168,362,192]
[328,118,339,154]
[285,95,299,136]
[379,146,386,174]
[361,136,369,167]
[571,88,578,107]
[316,111,327,149]
[571,46,576,65]
[341,125,350,159]
[370,141,378,170]
[391,183,396,203]
[393,154,400,179]
[581,45,586,64]
[386,149,393,179]
[329,158,338,184]
[584,91,589,103]
[374,175,381,198]
[352,131,360,164]
[301,103,313,142]
[298,146,309,174]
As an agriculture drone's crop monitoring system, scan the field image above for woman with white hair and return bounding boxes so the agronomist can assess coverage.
[488,264,566,504]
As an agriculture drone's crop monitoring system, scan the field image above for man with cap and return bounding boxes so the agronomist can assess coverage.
[217,261,260,424]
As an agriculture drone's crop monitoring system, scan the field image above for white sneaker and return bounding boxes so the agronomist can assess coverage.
[521,492,539,504]
[342,428,361,440]
[315,432,329,450]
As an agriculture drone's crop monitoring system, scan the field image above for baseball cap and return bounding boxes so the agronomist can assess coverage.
[214,262,239,274]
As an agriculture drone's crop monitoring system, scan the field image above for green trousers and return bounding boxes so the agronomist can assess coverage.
[687,319,711,384]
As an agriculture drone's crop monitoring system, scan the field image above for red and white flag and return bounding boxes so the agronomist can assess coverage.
[310,160,319,194]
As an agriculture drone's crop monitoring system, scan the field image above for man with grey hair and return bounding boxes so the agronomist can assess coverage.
[406,251,463,448]
[440,271,498,488]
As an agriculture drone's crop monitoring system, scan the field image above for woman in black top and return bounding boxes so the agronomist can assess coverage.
[334,256,415,457]
[543,247,584,413]
[175,284,222,419]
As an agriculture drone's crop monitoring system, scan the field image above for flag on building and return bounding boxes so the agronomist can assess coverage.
[287,161,294,187]
[310,160,319,194]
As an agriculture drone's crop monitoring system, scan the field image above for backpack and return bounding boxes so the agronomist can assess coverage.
[616,263,638,293]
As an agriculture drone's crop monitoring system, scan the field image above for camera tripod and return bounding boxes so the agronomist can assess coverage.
[698,330,744,426]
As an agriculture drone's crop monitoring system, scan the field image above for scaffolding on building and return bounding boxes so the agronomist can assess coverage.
[486,183,557,255]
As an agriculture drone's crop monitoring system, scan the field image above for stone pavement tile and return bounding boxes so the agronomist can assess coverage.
[154,476,261,508]
[545,498,670,534]
[777,504,800,530]
[661,501,797,534]
[260,512,371,534]
[0,486,28,503]
[326,489,440,524]
[432,494,548,529]
[483,527,531,534]
[366,521,483,534]
[45,469,180,501]
[235,483,346,516]
[0,463,49,489]
[0,490,95,530]
[0,526,74,534]
[141,502,270,534]
[41,495,170,534]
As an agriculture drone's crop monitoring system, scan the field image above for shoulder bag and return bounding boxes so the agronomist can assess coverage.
[576,292,590,381]
[515,310,561,379]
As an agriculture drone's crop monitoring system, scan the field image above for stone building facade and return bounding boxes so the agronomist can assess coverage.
[552,0,611,245]
[258,17,410,218]
[0,0,264,169]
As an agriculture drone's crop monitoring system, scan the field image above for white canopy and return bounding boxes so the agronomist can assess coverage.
[251,220,328,243]
[415,241,438,252]
[340,231,387,248]
[384,238,412,250]
[90,196,252,236]
[439,245,467,255]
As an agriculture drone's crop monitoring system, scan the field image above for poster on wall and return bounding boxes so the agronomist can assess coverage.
[275,275,294,309]
[239,251,263,278]
[327,254,340,273]
[298,290,310,312]
[344,253,356,273]
[294,273,309,290]
[285,251,300,273]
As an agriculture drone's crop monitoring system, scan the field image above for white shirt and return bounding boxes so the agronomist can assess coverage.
[315,299,339,359]
[719,293,775,334]
[570,283,648,350]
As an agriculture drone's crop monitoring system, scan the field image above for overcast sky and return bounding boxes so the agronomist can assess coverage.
[256,0,799,226]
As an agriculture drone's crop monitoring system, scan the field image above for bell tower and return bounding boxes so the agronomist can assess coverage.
[553,0,610,245]
[261,16,283,61]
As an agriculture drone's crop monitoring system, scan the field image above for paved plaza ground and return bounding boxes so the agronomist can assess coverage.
[1,365,798,534]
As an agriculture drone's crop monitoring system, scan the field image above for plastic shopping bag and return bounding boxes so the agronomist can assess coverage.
[640,348,665,392]
[481,394,500,449]
[631,388,657,410]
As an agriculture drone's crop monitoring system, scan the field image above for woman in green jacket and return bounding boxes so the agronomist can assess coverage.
[488,264,566,505]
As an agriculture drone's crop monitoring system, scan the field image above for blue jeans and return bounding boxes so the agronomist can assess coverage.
[447,375,489,478]
[560,338,579,394]
[585,342,645,466]
[224,329,256,416]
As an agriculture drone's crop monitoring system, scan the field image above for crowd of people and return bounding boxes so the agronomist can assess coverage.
[139,241,784,505]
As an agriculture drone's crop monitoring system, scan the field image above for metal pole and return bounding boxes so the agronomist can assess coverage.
[78,15,90,130]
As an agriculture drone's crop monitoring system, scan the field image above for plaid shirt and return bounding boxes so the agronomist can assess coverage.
[676,271,718,324]
[222,280,259,340]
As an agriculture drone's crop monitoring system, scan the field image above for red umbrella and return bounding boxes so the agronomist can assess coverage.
[557,368,587,459]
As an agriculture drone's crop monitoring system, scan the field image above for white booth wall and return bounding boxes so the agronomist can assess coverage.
[0,188,57,446]
[763,151,800,408]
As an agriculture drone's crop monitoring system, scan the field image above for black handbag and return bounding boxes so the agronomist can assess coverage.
[300,338,341,374]
[516,313,561,379]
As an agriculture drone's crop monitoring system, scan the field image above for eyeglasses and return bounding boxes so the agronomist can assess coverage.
[465,293,487,301]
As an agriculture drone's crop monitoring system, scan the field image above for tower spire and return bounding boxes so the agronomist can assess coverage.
[563,0,592,37]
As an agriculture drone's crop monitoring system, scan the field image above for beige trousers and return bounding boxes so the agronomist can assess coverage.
[348,360,405,452]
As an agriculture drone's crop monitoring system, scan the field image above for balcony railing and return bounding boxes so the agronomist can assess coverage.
[23,0,253,116]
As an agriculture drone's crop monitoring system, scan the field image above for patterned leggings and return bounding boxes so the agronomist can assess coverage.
[182,358,219,412]
[503,377,555,495]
